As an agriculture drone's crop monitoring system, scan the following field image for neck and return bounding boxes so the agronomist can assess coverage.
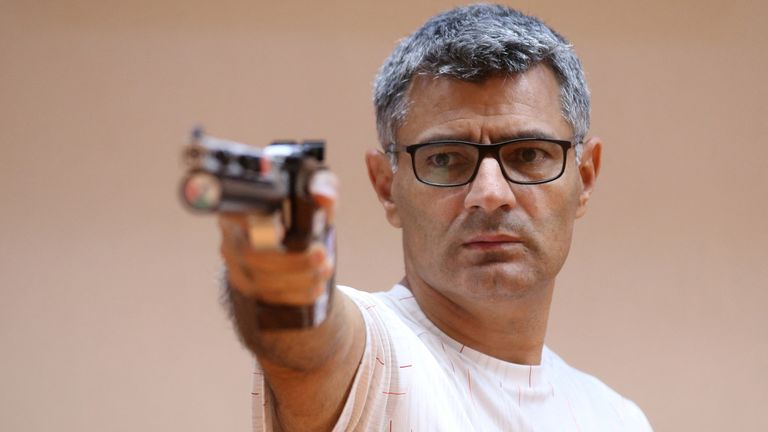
[400,274,553,365]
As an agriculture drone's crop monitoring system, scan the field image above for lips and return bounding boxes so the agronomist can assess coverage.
[462,234,523,249]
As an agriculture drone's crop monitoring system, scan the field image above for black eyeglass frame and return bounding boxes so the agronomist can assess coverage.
[387,138,574,187]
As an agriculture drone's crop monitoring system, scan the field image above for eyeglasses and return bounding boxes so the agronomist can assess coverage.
[387,138,573,187]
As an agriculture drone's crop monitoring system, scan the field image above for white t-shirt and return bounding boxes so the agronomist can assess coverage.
[251,284,653,431]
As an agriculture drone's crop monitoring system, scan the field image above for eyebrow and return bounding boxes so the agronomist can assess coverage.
[414,129,563,145]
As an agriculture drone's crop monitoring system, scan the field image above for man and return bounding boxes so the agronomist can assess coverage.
[219,4,652,431]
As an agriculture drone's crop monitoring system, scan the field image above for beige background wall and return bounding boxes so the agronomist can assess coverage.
[1,1,766,430]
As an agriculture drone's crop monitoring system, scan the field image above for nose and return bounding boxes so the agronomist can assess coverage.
[464,156,518,212]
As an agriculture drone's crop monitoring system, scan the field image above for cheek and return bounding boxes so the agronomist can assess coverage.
[528,167,582,219]
[398,187,455,239]
[394,181,465,263]
[527,182,581,264]
[394,173,462,223]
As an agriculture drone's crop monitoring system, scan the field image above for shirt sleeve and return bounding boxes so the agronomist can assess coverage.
[621,397,654,431]
[249,285,394,432]
[331,285,393,431]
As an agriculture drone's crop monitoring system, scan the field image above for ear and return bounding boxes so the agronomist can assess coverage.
[575,136,602,218]
[365,150,402,228]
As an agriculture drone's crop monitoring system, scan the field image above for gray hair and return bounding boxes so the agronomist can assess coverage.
[373,4,590,165]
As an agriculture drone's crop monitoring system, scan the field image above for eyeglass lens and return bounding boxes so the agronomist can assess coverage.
[412,140,565,185]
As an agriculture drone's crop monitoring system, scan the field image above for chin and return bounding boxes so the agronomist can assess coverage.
[458,265,544,300]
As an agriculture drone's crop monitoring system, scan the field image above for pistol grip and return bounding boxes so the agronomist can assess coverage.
[282,193,319,252]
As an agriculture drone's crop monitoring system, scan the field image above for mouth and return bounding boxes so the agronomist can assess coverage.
[462,234,523,250]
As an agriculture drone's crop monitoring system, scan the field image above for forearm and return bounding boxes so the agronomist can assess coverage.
[226,281,363,372]
[226,281,366,431]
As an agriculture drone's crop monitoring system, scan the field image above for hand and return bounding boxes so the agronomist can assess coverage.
[218,170,339,306]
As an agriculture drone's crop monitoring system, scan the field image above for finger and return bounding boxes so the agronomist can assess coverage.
[221,240,332,288]
[260,281,328,305]
[220,239,327,273]
[229,273,329,305]
[223,256,330,305]
[256,267,325,295]
[225,262,256,296]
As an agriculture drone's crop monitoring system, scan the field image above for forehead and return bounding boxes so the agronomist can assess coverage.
[397,65,572,145]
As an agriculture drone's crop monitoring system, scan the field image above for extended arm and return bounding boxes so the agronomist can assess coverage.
[219,173,365,431]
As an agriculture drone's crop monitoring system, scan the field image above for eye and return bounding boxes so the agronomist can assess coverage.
[429,152,453,167]
[509,146,552,164]
[520,148,539,163]
[414,142,475,176]
[425,151,470,168]
[499,140,567,182]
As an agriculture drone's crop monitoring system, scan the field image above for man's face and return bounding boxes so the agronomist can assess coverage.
[372,65,599,304]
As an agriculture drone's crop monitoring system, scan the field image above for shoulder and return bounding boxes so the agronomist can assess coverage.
[331,285,451,431]
[337,284,416,323]
[337,284,393,305]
